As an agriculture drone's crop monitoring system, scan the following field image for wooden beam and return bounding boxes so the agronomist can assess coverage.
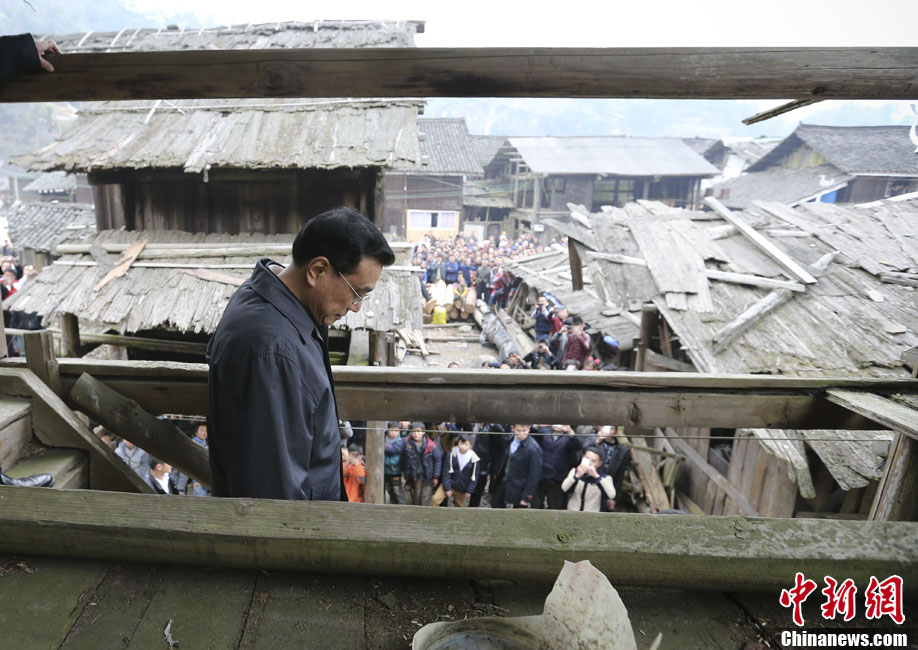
[0,487,915,592]
[712,289,794,354]
[704,198,817,284]
[364,420,385,505]
[825,389,918,441]
[635,304,658,372]
[7,329,207,357]
[705,269,805,292]
[58,313,82,358]
[68,373,212,487]
[662,430,759,517]
[644,350,696,372]
[23,330,61,397]
[869,433,918,522]
[93,240,146,292]
[880,272,918,288]
[567,239,584,291]
[585,251,648,266]
[3,48,917,103]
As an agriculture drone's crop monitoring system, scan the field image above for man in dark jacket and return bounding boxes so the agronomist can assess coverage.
[492,424,543,508]
[595,425,631,510]
[532,424,582,509]
[386,422,442,506]
[207,208,394,501]
[531,296,552,342]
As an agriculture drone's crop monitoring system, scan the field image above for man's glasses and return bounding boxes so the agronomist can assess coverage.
[336,268,372,306]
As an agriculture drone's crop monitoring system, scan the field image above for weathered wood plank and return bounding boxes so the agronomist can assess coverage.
[126,565,254,650]
[59,313,82,358]
[663,430,759,516]
[643,350,696,372]
[712,289,794,354]
[93,240,146,292]
[2,47,917,103]
[705,269,805,292]
[705,197,817,284]
[869,433,918,522]
[23,330,61,396]
[69,373,212,486]
[826,389,918,441]
[0,556,110,650]
[58,562,165,650]
[0,488,915,593]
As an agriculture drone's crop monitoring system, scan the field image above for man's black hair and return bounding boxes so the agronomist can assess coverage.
[410,421,425,431]
[347,444,363,455]
[291,207,395,273]
[571,315,584,325]
[455,434,470,443]
[583,445,603,458]
[148,455,164,469]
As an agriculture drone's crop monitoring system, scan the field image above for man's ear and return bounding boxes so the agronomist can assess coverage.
[304,256,331,287]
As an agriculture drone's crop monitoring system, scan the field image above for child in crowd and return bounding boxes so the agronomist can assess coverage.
[342,444,367,503]
[383,421,405,504]
[438,434,480,507]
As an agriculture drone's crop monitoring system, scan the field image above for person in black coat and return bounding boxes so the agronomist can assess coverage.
[491,424,542,509]
[532,424,582,509]
[468,423,506,507]
[595,425,631,510]
[1,34,61,83]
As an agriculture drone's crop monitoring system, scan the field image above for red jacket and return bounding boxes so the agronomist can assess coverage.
[561,332,591,368]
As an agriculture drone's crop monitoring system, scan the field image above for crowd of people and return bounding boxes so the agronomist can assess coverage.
[0,240,38,301]
[341,421,630,513]
[411,231,564,309]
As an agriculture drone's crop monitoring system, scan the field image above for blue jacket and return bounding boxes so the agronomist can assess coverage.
[384,435,403,476]
[458,263,472,285]
[386,435,442,484]
[503,435,543,504]
[444,261,460,283]
[535,429,583,483]
[443,448,481,494]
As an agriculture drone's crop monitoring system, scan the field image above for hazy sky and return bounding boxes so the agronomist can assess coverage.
[116,1,918,137]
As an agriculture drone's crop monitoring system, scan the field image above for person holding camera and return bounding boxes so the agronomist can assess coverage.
[523,339,557,370]
[531,296,553,342]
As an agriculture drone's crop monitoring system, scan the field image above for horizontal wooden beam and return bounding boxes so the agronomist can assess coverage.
[1,47,917,103]
[0,487,914,592]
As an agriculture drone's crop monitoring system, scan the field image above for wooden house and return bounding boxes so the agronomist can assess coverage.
[484,136,719,236]
[712,124,918,209]
[12,22,424,233]
[0,41,916,650]
[462,135,514,241]
[699,136,780,189]
[8,22,426,361]
[21,171,94,204]
[537,195,918,518]
[2,200,95,270]
[381,118,483,240]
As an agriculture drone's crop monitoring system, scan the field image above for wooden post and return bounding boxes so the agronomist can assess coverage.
[385,333,397,367]
[367,330,385,367]
[0,301,6,361]
[23,330,61,396]
[568,238,584,291]
[364,420,386,505]
[635,304,658,372]
[870,433,918,521]
[59,313,82,358]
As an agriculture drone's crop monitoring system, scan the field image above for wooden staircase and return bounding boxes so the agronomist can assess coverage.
[0,394,89,489]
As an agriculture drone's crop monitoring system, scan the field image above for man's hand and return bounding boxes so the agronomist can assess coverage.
[519,499,530,507]
[575,465,587,478]
[446,489,453,497]
[585,465,599,478]
[34,39,62,73]
[464,492,472,501]
[432,478,439,488]
[607,498,616,511]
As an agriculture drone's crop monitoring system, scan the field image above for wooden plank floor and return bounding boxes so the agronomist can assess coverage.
[0,554,800,649]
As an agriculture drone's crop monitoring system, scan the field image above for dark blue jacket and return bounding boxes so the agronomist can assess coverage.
[531,305,552,336]
[535,429,583,483]
[444,261,460,283]
[443,448,481,494]
[0,34,41,84]
[207,259,342,501]
[597,439,631,494]
[386,435,442,484]
[503,435,543,504]
[458,263,472,285]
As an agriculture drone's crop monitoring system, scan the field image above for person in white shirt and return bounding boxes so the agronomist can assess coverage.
[562,447,616,512]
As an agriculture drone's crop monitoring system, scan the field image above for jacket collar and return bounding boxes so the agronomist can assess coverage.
[249,258,322,346]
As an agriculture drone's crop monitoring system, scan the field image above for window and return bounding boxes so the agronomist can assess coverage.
[407,210,458,230]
